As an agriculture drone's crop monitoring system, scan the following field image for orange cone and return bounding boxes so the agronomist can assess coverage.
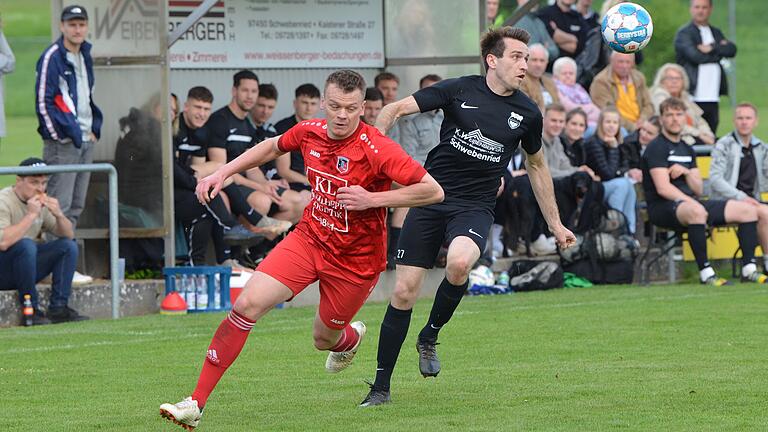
[161,291,188,315]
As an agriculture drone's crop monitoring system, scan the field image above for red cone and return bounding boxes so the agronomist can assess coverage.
[161,291,188,315]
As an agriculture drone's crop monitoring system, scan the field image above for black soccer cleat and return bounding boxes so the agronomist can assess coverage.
[416,338,441,378]
[359,381,391,408]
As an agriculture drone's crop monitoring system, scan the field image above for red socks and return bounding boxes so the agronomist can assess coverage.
[330,324,360,352]
[191,310,255,408]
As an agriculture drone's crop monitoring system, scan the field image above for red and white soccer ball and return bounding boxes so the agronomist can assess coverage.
[601,2,654,53]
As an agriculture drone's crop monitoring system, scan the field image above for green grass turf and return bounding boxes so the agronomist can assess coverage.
[1,282,767,431]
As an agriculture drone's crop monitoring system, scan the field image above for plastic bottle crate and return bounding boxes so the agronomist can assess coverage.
[163,266,232,312]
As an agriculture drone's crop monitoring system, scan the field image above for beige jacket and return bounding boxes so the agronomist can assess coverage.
[520,72,560,114]
[589,65,653,132]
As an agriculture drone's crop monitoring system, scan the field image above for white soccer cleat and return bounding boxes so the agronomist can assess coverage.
[325,321,366,373]
[159,397,202,430]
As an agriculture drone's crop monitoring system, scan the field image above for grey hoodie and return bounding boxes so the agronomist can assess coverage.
[709,132,768,200]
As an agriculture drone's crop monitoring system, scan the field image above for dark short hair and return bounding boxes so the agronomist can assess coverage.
[258,83,278,101]
[544,102,566,116]
[295,83,321,99]
[659,97,687,115]
[566,107,588,124]
[646,115,661,129]
[419,74,443,88]
[364,87,384,102]
[187,86,213,103]
[325,70,366,95]
[233,70,259,88]
[480,26,531,72]
[374,72,399,86]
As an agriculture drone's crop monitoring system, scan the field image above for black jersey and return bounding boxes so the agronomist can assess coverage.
[413,75,542,209]
[174,113,208,169]
[275,115,306,175]
[206,105,258,162]
[641,134,698,203]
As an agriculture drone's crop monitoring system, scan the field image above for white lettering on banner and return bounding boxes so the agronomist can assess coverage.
[307,167,349,233]
[449,128,504,163]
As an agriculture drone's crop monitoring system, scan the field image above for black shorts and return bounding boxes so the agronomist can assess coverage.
[235,185,285,216]
[648,199,727,230]
[395,202,494,269]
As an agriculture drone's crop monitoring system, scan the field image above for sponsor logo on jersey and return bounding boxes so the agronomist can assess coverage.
[336,156,350,174]
[449,128,504,163]
[309,149,321,158]
[460,101,478,109]
[508,111,523,130]
[330,318,346,325]
[308,167,349,233]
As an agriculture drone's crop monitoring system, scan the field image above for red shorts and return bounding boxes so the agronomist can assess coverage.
[256,230,380,330]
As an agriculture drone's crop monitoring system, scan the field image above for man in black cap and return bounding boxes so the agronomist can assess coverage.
[35,4,100,284]
[0,158,89,325]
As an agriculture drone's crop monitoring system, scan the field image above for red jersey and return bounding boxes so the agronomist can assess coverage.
[278,119,427,277]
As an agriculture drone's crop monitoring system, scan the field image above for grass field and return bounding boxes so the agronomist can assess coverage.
[1,282,767,431]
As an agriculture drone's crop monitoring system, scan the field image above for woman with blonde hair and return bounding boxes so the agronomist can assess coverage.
[650,63,715,144]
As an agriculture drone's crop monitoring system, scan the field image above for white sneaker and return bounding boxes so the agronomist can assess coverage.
[325,321,366,373]
[72,271,93,285]
[160,397,202,430]
[530,234,557,256]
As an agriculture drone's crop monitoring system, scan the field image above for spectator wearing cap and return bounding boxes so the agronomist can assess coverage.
[35,5,101,230]
[0,14,15,145]
[0,158,89,325]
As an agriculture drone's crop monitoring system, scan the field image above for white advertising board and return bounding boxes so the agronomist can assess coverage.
[168,0,384,69]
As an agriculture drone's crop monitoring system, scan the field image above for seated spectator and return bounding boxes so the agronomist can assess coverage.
[520,44,560,113]
[590,51,653,132]
[510,0,559,60]
[552,56,600,132]
[621,115,660,172]
[250,83,280,181]
[362,87,384,126]
[583,106,638,233]
[575,0,600,30]
[174,86,270,266]
[275,83,322,194]
[709,103,768,273]
[543,104,598,180]
[536,0,587,58]
[560,108,588,167]
[649,63,715,145]
[642,97,765,285]
[374,71,399,106]
[388,74,443,266]
[0,158,89,325]
[206,71,302,226]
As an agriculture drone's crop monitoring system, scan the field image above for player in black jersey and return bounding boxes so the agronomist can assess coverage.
[360,27,577,407]
[206,71,304,228]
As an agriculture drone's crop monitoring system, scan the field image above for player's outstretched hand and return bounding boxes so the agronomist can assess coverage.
[552,224,577,250]
[337,185,375,211]
[196,171,226,204]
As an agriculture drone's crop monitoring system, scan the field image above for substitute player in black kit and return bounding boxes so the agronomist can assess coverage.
[360,27,576,407]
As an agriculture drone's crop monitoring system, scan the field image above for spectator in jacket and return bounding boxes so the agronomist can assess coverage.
[536,0,586,57]
[649,63,714,145]
[542,103,597,181]
[0,158,89,325]
[621,115,660,172]
[553,56,600,133]
[561,108,588,168]
[35,5,102,230]
[511,0,559,60]
[590,51,653,133]
[584,106,638,233]
[0,16,15,145]
[709,103,768,272]
[674,0,737,135]
[520,44,560,114]
[575,0,600,30]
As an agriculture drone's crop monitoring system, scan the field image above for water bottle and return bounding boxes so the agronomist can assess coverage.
[196,275,208,311]
[497,271,510,287]
[213,275,221,310]
[22,294,34,327]
[181,275,195,310]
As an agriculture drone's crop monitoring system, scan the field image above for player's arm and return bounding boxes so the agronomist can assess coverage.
[336,173,443,211]
[648,167,698,202]
[197,137,285,202]
[374,96,420,136]
[684,167,704,197]
[525,148,576,249]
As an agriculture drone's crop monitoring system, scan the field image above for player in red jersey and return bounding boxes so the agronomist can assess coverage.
[159,69,444,430]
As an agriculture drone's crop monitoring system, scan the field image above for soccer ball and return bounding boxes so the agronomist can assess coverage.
[601,2,654,53]
[469,265,495,288]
